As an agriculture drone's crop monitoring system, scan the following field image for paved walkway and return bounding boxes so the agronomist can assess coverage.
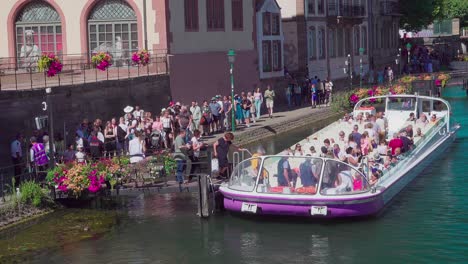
[201,104,339,147]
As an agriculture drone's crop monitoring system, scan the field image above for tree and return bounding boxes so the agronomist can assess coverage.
[399,0,437,32]
[433,0,468,27]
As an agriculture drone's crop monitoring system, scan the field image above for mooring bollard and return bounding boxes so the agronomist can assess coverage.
[197,174,210,218]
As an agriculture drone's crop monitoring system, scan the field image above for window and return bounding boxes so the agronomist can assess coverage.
[328,28,336,58]
[15,1,62,67]
[320,160,369,195]
[308,27,316,60]
[184,0,199,31]
[262,41,272,72]
[337,28,344,57]
[231,0,243,31]
[88,0,138,64]
[318,27,326,59]
[354,25,360,55]
[263,12,271,35]
[361,26,367,54]
[255,157,324,195]
[317,0,324,14]
[272,40,282,71]
[345,28,352,55]
[308,0,316,15]
[272,13,280,35]
[207,0,225,30]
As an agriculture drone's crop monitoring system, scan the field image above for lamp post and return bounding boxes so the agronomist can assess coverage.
[344,54,352,89]
[395,48,401,77]
[227,49,236,132]
[45,87,55,168]
[359,48,364,88]
[406,43,412,73]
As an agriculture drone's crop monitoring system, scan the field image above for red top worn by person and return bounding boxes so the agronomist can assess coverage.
[388,133,403,155]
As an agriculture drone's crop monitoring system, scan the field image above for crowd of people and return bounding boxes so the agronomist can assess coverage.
[284,75,333,109]
[279,109,436,188]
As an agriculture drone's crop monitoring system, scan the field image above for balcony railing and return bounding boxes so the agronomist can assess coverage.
[0,50,169,91]
[328,3,365,17]
[380,1,400,16]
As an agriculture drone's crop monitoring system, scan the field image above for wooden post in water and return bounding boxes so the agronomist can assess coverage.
[197,174,210,218]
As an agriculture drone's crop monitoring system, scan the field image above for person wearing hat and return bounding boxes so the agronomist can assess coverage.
[209,97,222,133]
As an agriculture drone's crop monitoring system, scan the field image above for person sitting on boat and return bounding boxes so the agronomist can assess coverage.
[376,112,387,140]
[324,170,353,195]
[400,125,414,140]
[377,139,388,156]
[352,171,364,191]
[351,125,362,149]
[347,134,357,149]
[415,127,423,138]
[407,112,417,122]
[360,131,371,156]
[417,114,429,126]
[320,146,333,159]
[430,114,438,124]
[299,156,318,187]
[309,146,319,157]
[369,167,382,186]
[252,147,269,184]
[293,143,304,156]
[345,147,359,166]
[333,144,346,162]
[355,113,364,125]
[277,155,293,188]
[337,131,347,145]
[388,133,403,156]
[399,133,413,153]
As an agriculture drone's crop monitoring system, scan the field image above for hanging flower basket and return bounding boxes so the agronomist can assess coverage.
[92,52,112,71]
[37,53,63,77]
[131,49,150,66]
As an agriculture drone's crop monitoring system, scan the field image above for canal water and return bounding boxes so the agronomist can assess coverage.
[2,84,468,263]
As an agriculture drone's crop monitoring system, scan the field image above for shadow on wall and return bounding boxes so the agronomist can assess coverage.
[0,75,171,166]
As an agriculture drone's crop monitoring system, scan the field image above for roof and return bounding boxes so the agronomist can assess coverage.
[256,0,281,12]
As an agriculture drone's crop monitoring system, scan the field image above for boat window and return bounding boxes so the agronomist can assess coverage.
[228,158,261,192]
[320,160,369,195]
[387,97,416,111]
[256,156,323,195]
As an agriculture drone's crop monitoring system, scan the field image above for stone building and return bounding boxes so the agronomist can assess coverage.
[276,0,400,84]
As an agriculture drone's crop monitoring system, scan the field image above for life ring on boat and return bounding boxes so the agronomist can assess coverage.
[438,127,447,136]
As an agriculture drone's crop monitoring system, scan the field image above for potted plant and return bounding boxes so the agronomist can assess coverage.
[132,49,150,66]
[38,53,63,77]
[92,52,112,71]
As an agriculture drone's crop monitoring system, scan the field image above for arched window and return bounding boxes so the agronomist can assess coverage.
[88,0,138,61]
[308,27,316,60]
[15,1,62,67]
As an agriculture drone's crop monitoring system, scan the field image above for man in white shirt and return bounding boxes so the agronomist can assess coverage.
[11,133,23,179]
[129,132,145,164]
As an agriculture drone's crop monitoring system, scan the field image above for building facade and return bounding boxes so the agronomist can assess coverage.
[277,0,400,84]
[1,0,168,63]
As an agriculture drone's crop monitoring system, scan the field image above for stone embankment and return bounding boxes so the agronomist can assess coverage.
[205,106,341,147]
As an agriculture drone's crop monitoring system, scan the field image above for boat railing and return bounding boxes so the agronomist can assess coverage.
[232,149,253,169]
[377,115,448,185]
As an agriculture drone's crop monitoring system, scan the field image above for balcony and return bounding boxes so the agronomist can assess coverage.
[327,3,365,17]
[380,1,401,16]
[327,3,365,25]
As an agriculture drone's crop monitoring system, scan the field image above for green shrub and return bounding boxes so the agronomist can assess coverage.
[20,181,49,207]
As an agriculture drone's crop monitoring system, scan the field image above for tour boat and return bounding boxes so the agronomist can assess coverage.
[219,94,460,218]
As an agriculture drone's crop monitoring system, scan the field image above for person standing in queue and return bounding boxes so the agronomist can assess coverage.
[174,130,191,190]
[213,132,243,179]
[29,136,49,182]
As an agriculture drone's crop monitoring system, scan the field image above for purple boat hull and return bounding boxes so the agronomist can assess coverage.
[223,196,384,218]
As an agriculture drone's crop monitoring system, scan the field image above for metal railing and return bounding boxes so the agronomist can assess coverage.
[327,3,365,17]
[0,50,169,91]
[380,1,400,16]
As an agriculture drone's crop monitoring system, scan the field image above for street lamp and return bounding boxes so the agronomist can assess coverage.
[343,54,352,89]
[406,43,412,73]
[395,48,401,77]
[227,49,236,132]
[45,87,55,168]
[359,48,364,88]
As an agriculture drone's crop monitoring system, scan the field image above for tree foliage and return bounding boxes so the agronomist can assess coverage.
[399,0,468,31]
[399,0,437,32]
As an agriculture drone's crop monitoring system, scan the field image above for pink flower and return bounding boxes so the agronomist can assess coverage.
[367,89,374,96]
[58,185,68,192]
[350,94,359,104]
